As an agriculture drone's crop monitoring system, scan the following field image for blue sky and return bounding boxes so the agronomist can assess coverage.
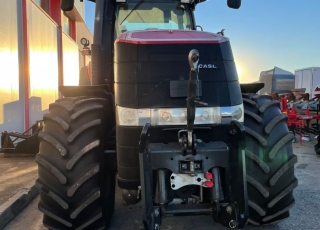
[85,0,320,83]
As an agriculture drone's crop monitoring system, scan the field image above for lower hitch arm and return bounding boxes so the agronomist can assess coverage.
[226,120,249,228]
[139,123,161,230]
[213,121,248,228]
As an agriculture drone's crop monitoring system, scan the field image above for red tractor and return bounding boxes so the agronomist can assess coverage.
[36,0,297,229]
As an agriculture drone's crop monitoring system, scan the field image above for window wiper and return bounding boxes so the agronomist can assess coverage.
[120,0,145,25]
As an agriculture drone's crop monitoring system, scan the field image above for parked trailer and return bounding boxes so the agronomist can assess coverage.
[295,67,320,98]
[259,66,295,95]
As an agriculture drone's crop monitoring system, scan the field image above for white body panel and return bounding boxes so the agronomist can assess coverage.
[295,70,303,89]
[301,69,312,95]
[312,68,320,95]
[295,67,320,98]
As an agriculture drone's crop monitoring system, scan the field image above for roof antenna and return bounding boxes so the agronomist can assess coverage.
[217,29,225,36]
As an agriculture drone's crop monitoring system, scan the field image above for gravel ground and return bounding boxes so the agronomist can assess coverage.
[0,153,37,206]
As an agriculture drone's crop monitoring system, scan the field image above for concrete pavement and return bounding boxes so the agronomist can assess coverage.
[0,154,38,229]
[1,136,320,229]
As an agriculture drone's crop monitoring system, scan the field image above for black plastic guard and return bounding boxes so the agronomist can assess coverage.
[240,83,264,94]
[59,85,112,98]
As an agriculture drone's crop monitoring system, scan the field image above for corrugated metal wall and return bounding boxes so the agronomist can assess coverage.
[62,34,80,86]
[28,1,59,125]
[0,0,88,146]
[0,0,23,134]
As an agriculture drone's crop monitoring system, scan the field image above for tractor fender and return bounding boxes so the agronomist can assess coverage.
[240,83,265,94]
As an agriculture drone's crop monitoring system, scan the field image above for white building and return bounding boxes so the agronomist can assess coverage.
[0,0,92,142]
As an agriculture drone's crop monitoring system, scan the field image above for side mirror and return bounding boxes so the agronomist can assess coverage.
[61,0,75,11]
[227,0,241,9]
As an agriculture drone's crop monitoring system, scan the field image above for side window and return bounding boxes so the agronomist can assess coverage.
[62,14,71,35]
[115,2,192,38]
[33,0,50,14]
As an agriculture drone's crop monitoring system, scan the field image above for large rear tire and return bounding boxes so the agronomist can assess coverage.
[243,94,297,225]
[37,97,115,230]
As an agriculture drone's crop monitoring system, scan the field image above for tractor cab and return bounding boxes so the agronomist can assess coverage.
[115,0,195,38]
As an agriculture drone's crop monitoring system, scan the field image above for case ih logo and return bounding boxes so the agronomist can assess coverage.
[198,64,217,69]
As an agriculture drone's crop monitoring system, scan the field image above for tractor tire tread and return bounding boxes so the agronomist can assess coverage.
[70,189,100,219]
[39,203,72,227]
[49,102,74,113]
[75,212,103,230]
[67,165,100,197]
[38,132,67,157]
[243,94,297,225]
[270,155,298,186]
[55,97,78,103]
[267,179,298,208]
[248,218,260,225]
[262,201,295,222]
[244,110,262,123]
[252,94,272,101]
[36,154,66,184]
[43,113,69,131]
[37,97,115,229]
[67,119,101,143]
[36,180,68,209]
[263,215,289,225]
[243,98,256,106]
[268,132,294,160]
[43,222,60,230]
[247,175,269,198]
[245,148,270,173]
[71,105,104,120]
[259,101,280,113]
[265,114,288,134]
[66,140,100,170]
[248,200,266,216]
[75,98,107,105]
[245,126,267,146]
